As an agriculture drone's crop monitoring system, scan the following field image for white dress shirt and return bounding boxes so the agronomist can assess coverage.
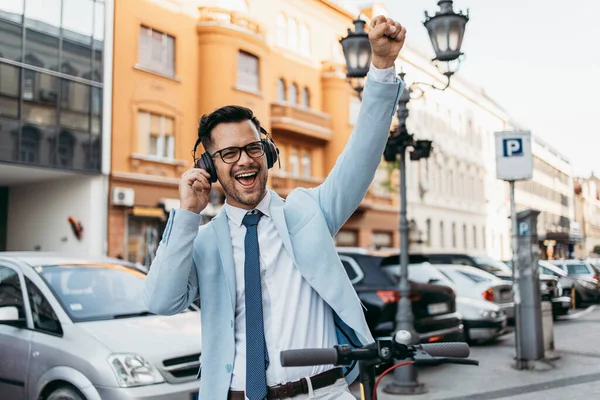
[226,63,397,392]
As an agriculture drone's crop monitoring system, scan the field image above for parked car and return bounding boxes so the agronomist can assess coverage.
[337,250,465,343]
[0,252,202,400]
[503,259,571,318]
[546,259,600,308]
[380,262,508,344]
[397,253,514,281]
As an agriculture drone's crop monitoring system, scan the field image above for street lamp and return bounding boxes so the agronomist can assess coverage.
[339,2,469,395]
[383,1,469,396]
[339,18,372,99]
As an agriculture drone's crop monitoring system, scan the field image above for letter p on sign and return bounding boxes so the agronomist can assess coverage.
[503,138,523,157]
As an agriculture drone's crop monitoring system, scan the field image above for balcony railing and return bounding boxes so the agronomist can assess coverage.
[270,103,332,141]
[269,171,324,196]
[197,7,264,39]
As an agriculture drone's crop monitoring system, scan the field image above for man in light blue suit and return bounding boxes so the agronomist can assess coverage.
[144,15,407,400]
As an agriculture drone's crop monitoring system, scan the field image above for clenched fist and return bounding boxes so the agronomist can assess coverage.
[369,16,406,70]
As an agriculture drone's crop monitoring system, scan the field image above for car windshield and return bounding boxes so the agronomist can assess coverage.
[472,256,512,274]
[566,263,591,275]
[36,263,157,322]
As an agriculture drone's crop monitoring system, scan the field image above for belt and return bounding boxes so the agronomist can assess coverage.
[228,367,344,400]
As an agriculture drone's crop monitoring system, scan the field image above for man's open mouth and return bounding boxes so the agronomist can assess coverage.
[234,171,258,188]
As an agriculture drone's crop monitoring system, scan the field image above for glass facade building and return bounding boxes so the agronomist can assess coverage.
[0,0,105,172]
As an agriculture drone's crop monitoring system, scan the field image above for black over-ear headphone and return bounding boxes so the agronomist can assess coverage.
[193,123,280,184]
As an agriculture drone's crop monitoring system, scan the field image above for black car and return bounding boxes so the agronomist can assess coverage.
[338,251,465,343]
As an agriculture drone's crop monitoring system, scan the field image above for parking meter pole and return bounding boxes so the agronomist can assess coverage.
[516,209,545,362]
[510,181,524,368]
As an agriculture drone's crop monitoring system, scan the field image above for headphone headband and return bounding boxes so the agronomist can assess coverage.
[192,121,279,183]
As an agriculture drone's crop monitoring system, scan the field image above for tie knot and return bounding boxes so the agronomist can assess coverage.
[242,210,263,227]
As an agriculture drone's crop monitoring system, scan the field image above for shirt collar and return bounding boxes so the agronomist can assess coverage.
[224,191,272,227]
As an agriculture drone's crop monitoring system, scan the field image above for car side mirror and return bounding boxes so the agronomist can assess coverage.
[0,306,26,328]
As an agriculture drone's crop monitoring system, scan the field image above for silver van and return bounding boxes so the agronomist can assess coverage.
[0,252,201,400]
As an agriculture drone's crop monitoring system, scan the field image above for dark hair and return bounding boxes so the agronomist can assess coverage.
[194,105,261,156]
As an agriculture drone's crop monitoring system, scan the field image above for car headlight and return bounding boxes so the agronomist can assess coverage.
[108,354,165,387]
[540,282,548,292]
[481,310,500,319]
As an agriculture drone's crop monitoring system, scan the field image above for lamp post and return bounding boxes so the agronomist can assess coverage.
[383,1,468,395]
[341,1,469,395]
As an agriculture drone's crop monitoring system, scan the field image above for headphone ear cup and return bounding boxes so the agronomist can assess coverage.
[262,139,278,169]
[197,152,218,183]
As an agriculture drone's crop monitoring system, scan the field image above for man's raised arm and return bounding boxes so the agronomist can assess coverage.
[311,16,407,235]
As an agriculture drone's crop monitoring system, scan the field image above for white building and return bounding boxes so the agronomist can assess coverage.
[514,137,579,259]
[574,175,600,258]
[370,42,516,260]
[0,0,114,255]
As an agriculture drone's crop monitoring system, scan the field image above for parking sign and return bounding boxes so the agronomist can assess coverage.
[495,131,533,181]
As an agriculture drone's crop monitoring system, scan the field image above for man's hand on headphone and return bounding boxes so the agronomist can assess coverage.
[369,15,407,70]
[180,163,211,214]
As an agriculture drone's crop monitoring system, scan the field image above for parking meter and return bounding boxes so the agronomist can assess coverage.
[515,209,545,361]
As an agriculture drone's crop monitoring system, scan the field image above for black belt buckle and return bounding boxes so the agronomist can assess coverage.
[270,380,298,399]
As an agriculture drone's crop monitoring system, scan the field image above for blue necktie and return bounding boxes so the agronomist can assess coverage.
[242,211,268,400]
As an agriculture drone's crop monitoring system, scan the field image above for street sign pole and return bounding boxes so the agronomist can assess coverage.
[494,130,547,369]
[509,180,523,367]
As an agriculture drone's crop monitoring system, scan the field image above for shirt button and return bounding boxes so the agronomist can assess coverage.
[226,364,233,373]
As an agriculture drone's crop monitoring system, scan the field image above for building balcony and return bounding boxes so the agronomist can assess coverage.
[270,103,332,142]
[269,171,324,197]
[197,7,264,39]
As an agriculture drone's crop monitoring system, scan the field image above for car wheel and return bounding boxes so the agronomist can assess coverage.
[46,386,85,400]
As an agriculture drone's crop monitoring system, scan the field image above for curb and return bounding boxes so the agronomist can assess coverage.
[556,304,597,320]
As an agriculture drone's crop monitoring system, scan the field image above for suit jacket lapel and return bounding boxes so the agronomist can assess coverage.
[212,210,236,312]
[269,191,296,264]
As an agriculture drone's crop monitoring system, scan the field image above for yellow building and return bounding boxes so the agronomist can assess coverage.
[108,0,399,264]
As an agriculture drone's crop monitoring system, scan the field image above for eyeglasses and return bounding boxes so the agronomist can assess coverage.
[211,141,265,164]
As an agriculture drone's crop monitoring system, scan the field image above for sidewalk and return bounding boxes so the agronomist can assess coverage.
[350,306,600,399]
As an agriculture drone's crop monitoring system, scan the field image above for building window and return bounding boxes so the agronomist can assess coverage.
[463,224,467,248]
[301,153,311,178]
[138,26,175,76]
[138,111,175,159]
[289,152,299,177]
[276,12,287,47]
[440,221,445,248]
[452,222,456,248]
[473,225,477,249]
[426,219,431,246]
[288,17,298,50]
[277,78,286,102]
[288,83,298,105]
[373,231,392,249]
[301,87,310,107]
[335,229,358,247]
[237,51,259,93]
[299,23,310,56]
[482,226,486,249]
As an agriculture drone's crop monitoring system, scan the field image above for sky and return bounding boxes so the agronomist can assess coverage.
[346,0,599,178]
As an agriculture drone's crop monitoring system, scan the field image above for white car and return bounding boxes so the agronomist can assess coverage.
[382,262,509,343]
[0,252,202,400]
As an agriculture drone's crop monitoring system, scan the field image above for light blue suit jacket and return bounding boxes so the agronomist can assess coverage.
[143,74,404,398]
